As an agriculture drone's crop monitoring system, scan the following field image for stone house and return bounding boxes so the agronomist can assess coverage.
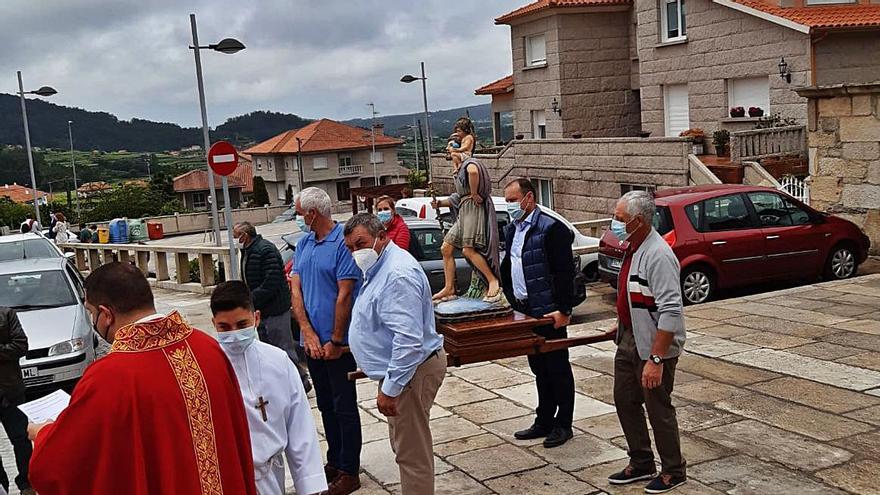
[173,163,253,211]
[245,119,408,206]
[449,0,880,220]
[481,0,880,142]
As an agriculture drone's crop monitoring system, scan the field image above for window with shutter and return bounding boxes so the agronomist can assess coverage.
[664,84,690,137]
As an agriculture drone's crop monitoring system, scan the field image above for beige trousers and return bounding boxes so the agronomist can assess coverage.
[387,349,447,495]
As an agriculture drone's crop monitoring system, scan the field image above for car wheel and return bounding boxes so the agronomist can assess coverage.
[582,262,599,284]
[825,244,857,280]
[681,266,714,305]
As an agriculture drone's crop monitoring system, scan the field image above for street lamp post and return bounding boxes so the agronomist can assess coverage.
[17,71,57,225]
[189,13,244,279]
[367,103,378,186]
[67,120,80,220]
[400,62,432,182]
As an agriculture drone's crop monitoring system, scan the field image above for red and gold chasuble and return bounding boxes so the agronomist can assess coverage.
[30,312,257,495]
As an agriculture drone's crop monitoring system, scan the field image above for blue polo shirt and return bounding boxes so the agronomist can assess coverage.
[293,223,361,344]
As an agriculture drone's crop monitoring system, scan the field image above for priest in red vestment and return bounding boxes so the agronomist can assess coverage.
[28,262,257,495]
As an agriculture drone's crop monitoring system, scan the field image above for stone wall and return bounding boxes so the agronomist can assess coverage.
[431,137,690,221]
[511,16,564,139]
[635,0,810,137]
[796,83,880,254]
[815,32,880,87]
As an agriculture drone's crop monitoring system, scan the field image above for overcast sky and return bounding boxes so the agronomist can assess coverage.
[2,0,521,127]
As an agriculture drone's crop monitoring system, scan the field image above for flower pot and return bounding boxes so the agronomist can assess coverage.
[715,145,729,157]
[638,131,652,138]
[515,134,524,140]
[730,109,745,118]
[572,133,583,139]
[748,108,764,117]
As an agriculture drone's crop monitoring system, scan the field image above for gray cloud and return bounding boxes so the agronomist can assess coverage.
[2,0,519,127]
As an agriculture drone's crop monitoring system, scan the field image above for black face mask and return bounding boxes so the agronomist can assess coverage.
[91,308,111,344]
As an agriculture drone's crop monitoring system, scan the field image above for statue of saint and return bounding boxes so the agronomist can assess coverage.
[432,117,504,305]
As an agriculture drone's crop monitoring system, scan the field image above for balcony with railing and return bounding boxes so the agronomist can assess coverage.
[339,163,364,176]
[730,125,806,163]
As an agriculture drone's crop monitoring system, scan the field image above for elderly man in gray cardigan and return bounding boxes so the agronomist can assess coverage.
[607,190,687,494]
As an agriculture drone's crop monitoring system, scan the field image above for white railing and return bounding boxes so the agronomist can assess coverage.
[339,163,364,176]
[61,242,234,291]
[779,175,810,205]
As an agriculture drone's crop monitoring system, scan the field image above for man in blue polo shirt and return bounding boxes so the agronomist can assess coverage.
[290,187,362,495]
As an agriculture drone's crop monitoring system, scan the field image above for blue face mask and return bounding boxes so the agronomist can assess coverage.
[296,215,311,234]
[377,211,393,224]
[507,195,529,222]
[610,219,631,242]
[216,326,258,354]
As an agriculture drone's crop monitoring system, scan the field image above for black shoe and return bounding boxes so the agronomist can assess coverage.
[608,464,658,485]
[645,474,687,493]
[514,423,552,440]
[542,426,573,448]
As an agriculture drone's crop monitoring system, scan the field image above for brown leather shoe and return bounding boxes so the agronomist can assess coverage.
[323,472,361,495]
[324,464,340,484]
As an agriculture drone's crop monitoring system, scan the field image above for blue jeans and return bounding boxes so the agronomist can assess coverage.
[307,353,362,475]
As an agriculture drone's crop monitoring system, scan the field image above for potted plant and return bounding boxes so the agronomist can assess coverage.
[748,106,764,117]
[713,129,730,157]
[730,106,746,118]
[679,128,706,155]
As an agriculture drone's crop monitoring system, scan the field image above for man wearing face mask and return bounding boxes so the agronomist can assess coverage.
[290,187,362,495]
[343,213,445,495]
[211,281,326,495]
[606,190,687,494]
[27,262,257,494]
[500,178,577,448]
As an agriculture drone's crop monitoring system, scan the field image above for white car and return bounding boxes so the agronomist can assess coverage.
[397,196,599,282]
[0,258,98,393]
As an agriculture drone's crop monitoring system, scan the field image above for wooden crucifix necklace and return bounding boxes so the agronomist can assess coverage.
[242,349,269,422]
[255,396,270,422]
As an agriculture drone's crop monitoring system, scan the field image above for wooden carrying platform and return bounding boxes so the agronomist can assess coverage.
[348,312,615,380]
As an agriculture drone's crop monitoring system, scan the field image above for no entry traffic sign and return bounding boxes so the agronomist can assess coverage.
[207,141,239,176]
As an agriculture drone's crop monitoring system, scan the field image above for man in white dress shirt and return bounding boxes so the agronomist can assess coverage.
[210,281,326,495]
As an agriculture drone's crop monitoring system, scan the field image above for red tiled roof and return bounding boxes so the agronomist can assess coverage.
[233,163,254,194]
[0,184,48,204]
[244,119,404,155]
[475,75,514,95]
[729,0,880,30]
[496,0,631,24]
[77,181,111,193]
[173,169,246,193]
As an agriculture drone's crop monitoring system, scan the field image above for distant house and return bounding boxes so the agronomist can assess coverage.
[77,181,112,198]
[173,163,254,211]
[0,183,49,205]
[244,119,408,206]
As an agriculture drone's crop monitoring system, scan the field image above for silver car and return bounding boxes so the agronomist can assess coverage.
[0,258,98,392]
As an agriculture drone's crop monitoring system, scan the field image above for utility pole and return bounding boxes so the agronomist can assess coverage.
[67,120,80,219]
[296,137,305,193]
[367,103,378,186]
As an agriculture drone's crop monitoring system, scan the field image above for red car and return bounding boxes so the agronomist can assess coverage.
[598,184,871,304]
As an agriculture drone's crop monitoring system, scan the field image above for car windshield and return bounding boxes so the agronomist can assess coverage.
[0,270,77,310]
[0,239,59,262]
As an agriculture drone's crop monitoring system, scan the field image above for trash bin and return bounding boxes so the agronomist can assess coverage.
[97,227,110,244]
[109,218,129,244]
[128,218,148,242]
[147,222,164,240]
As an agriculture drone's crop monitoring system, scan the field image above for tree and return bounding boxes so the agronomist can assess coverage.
[252,176,270,207]
[285,184,293,205]
[0,198,31,231]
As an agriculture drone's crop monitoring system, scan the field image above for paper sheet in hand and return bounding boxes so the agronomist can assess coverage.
[18,389,70,423]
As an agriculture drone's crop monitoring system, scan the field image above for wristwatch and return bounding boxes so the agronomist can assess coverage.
[330,339,345,347]
[649,354,663,365]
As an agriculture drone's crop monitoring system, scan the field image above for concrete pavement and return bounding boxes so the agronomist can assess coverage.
[2,275,879,494]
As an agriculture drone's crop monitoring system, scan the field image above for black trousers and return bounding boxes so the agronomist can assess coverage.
[0,397,32,491]
[307,353,362,475]
[528,325,575,429]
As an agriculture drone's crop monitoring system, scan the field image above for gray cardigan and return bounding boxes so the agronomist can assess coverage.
[616,229,686,360]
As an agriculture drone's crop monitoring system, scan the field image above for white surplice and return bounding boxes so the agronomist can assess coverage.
[223,340,327,495]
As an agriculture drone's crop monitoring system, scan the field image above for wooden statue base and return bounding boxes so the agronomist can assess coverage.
[347,311,615,380]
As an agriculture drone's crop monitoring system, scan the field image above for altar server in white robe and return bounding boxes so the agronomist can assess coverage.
[211,281,327,495]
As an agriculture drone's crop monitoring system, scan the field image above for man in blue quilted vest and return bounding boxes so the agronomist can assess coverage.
[500,178,576,448]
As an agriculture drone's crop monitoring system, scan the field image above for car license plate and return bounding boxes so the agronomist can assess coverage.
[609,258,622,270]
[21,367,38,379]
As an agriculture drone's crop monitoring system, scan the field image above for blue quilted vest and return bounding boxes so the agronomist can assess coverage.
[505,208,558,318]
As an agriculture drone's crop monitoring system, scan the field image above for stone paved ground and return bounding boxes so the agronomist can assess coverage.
[2,275,880,494]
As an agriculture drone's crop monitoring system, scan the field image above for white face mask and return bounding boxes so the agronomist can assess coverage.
[216,326,258,354]
[352,238,379,274]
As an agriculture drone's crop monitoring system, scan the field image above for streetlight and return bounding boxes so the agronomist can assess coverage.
[400,62,432,182]
[17,71,56,225]
[367,103,379,186]
[67,120,81,220]
[189,13,244,279]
